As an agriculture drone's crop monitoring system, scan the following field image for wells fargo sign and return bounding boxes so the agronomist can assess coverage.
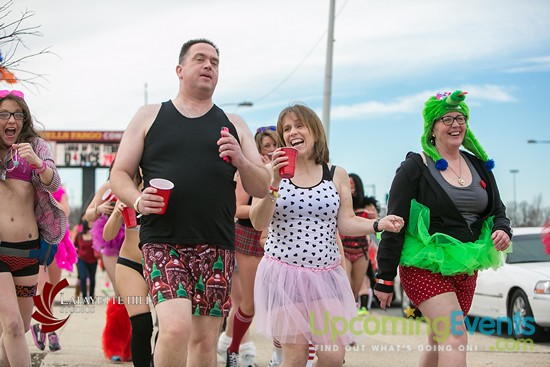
[40,131,123,143]
[40,130,123,168]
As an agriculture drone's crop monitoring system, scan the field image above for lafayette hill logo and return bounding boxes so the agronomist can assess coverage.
[32,279,71,332]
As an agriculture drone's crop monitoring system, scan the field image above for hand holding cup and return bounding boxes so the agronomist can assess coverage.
[278,147,298,178]
[122,206,138,228]
[149,178,174,214]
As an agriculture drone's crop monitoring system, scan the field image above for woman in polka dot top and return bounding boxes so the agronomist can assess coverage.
[250,104,404,366]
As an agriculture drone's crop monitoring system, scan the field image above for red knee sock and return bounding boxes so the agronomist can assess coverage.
[228,307,254,353]
[307,342,316,366]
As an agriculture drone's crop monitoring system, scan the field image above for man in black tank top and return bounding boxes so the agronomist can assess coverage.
[110,38,270,367]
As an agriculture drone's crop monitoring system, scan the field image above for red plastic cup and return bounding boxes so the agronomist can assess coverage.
[279,147,298,179]
[101,188,117,203]
[150,178,174,214]
[122,207,138,228]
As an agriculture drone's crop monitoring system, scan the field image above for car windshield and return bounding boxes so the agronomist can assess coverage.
[506,233,550,264]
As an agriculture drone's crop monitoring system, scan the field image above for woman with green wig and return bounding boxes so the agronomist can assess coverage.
[374,90,512,366]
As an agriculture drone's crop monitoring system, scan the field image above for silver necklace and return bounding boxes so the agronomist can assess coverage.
[0,148,16,181]
[447,156,464,186]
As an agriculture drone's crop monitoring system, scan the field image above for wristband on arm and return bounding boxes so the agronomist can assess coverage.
[31,161,47,174]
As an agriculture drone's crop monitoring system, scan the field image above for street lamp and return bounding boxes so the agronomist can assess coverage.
[218,101,254,108]
[527,139,550,144]
[510,169,519,216]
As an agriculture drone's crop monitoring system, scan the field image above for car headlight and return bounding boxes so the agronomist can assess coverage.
[534,280,550,294]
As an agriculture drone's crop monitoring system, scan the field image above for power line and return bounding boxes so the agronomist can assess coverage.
[252,0,350,105]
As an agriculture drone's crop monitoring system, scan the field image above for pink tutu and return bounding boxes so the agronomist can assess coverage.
[91,214,125,257]
[254,255,356,346]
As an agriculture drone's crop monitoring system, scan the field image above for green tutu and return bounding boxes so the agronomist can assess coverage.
[400,200,512,276]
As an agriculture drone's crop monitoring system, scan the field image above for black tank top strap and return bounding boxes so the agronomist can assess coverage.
[322,162,337,181]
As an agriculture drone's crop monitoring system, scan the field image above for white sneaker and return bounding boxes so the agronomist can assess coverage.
[217,332,232,363]
[267,350,283,367]
[239,341,257,367]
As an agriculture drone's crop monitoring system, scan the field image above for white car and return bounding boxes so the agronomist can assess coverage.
[469,227,550,340]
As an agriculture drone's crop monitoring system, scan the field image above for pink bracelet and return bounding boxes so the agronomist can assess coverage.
[31,160,47,174]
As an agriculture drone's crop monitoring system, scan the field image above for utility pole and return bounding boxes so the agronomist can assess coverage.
[144,82,148,105]
[322,0,336,142]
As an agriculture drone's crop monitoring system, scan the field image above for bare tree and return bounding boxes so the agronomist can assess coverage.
[507,194,550,227]
[0,0,52,91]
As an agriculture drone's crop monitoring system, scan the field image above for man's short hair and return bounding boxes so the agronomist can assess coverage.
[178,38,219,64]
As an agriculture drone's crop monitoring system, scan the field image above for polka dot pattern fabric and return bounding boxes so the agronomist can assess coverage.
[265,175,340,268]
[399,265,478,314]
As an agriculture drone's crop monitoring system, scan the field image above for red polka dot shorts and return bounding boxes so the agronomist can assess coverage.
[399,265,478,314]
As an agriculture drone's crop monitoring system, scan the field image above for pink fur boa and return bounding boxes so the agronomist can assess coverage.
[51,186,77,271]
[55,224,77,271]
[91,214,125,257]
[543,220,550,255]
[52,186,65,202]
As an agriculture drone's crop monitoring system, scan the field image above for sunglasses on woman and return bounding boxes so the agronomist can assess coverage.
[256,126,276,134]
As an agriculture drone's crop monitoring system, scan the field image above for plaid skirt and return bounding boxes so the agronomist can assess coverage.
[235,222,263,257]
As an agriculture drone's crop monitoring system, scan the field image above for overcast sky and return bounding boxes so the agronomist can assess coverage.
[8,0,550,215]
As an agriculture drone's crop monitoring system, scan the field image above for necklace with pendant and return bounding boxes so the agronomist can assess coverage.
[0,148,16,181]
[447,156,465,186]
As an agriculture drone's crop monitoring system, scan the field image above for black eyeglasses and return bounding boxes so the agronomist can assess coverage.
[256,126,276,134]
[0,111,25,121]
[438,115,466,126]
